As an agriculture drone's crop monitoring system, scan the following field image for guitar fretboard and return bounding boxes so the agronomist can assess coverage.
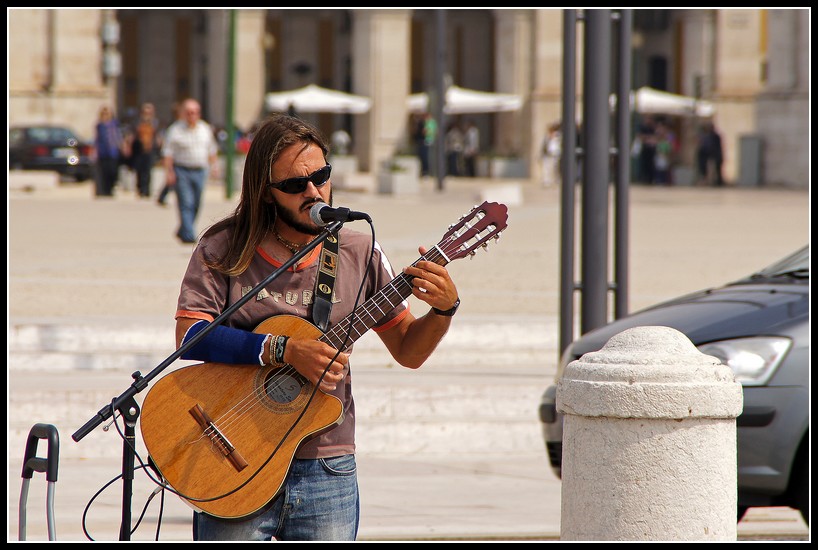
[319,247,447,351]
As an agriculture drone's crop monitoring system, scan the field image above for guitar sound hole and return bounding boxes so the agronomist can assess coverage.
[264,369,305,404]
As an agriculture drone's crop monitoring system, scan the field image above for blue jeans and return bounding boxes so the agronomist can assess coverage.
[173,165,207,242]
[193,455,360,541]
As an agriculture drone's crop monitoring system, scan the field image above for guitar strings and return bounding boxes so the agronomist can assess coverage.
[199,251,453,442]
[198,233,472,441]
[200,267,424,442]
[194,268,427,444]
[193,363,304,444]
[195,218,496,444]
[201,268,424,441]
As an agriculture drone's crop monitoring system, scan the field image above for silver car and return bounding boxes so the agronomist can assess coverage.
[538,245,809,524]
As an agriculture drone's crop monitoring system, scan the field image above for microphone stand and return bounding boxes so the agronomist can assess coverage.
[72,220,344,540]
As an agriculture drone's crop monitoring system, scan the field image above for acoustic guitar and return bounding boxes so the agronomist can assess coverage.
[139,201,508,519]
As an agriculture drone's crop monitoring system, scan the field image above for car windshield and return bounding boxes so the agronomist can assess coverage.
[26,127,78,143]
[748,245,809,280]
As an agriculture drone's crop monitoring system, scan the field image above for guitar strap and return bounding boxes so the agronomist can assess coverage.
[312,232,339,332]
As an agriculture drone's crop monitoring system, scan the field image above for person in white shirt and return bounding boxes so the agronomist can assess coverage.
[162,98,219,243]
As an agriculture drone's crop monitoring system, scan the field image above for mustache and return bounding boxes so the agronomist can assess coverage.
[302,198,324,211]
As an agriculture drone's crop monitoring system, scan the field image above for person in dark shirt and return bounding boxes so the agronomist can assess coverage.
[94,105,123,197]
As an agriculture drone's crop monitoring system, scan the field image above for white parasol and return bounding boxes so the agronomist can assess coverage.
[407,85,523,115]
[609,87,715,117]
[265,84,372,114]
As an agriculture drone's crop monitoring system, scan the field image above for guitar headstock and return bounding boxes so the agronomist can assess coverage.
[435,201,508,262]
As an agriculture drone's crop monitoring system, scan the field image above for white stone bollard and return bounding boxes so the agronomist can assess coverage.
[557,326,743,541]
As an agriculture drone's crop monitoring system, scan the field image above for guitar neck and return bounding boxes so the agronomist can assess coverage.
[319,247,447,351]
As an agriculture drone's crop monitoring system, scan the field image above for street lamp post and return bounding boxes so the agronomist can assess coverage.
[434,9,447,191]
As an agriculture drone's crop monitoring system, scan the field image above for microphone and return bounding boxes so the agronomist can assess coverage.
[309,202,371,226]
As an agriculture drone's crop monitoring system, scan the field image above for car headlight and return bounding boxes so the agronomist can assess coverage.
[697,337,792,386]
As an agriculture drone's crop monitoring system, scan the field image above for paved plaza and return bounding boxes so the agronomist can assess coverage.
[8,173,810,541]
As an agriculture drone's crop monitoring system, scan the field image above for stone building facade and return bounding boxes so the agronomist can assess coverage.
[8,8,809,187]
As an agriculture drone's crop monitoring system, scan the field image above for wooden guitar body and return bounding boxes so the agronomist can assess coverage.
[140,316,343,519]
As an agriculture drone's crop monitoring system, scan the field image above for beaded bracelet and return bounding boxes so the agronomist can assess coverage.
[274,335,289,364]
[267,334,276,366]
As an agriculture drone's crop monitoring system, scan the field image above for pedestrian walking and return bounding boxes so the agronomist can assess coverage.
[444,121,464,176]
[161,98,219,243]
[697,121,724,187]
[94,105,124,197]
[541,122,561,187]
[156,102,181,207]
[463,119,480,177]
[129,102,162,198]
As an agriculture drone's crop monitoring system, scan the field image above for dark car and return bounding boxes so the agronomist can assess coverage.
[539,245,809,524]
[9,125,95,182]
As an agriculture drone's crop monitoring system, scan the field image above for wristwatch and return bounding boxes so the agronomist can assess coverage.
[433,297,460,317]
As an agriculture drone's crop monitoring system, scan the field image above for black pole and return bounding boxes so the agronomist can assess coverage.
[614,9,632,320]
[580,9,611,334]
[435,9,447,191]
[224,9,236,199]
[118,397,139,540]
[559,9,578,358]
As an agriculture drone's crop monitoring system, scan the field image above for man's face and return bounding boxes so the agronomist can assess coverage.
[268,142,331,236]
[183,102,201,126]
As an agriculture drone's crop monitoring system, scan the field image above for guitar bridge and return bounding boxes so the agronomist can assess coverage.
[189,404,248,472]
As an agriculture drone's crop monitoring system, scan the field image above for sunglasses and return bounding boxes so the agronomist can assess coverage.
[269,164,332,194]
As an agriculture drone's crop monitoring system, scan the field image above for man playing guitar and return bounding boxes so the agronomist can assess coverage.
[147,114,461,541]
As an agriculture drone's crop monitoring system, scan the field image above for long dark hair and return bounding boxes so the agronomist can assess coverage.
[203,114,329,276]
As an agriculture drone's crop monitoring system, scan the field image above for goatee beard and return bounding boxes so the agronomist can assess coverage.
[275,193,332,236]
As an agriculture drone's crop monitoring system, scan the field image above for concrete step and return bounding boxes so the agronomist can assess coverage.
[8,314,559,371]
[9,316,555,458]
[8,371,545,461]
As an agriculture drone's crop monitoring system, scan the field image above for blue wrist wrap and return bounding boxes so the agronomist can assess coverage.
[181,320,267,365]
